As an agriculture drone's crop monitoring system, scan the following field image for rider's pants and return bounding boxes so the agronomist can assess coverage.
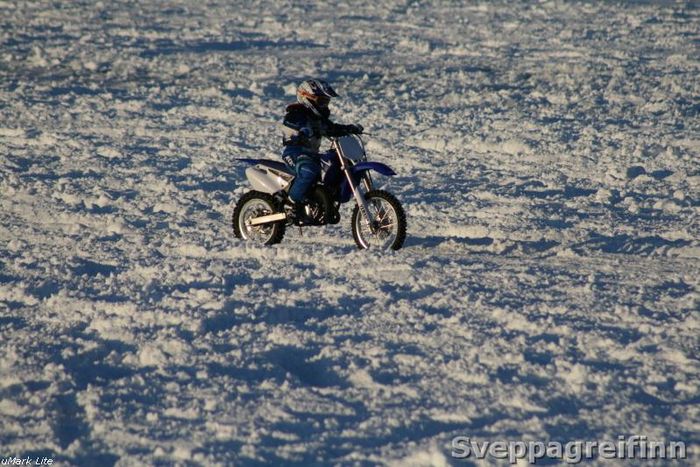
[283,147,321,204]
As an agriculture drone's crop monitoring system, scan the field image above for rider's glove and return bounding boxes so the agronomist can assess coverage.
[300,127,314,138]
[345,124,364,135]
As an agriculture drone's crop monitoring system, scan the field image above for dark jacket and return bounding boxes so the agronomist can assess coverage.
[282,103,353,155]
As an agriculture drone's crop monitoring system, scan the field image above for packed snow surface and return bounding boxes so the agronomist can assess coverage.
[1,0,699,465]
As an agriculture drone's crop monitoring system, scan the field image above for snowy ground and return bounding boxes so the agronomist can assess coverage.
[1,0,699,465]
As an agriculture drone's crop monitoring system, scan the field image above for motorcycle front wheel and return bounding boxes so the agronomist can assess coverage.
[232,191,286,245]
[351,190,406,250]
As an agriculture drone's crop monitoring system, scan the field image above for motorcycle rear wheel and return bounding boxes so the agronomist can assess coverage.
[232,191,286,245]
[351,190,406,250]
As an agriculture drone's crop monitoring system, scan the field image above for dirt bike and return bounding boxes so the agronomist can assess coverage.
[232,135,406,250]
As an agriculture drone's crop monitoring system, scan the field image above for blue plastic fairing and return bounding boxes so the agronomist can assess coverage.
[351,161,396,177]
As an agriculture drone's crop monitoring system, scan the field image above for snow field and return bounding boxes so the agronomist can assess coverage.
[1,0,699,465]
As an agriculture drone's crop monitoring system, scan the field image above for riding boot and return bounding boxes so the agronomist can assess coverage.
[290,202,306,225]
[280,199,307,225]
[274,191,306,225]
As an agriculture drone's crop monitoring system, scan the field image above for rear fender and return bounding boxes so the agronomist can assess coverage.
[245,165,293,194]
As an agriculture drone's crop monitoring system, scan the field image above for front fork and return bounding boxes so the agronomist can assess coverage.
[340,164,376,234]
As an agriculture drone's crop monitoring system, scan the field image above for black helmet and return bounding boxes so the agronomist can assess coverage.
[296,79,338,117]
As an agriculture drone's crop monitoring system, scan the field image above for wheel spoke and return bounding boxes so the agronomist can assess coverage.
[241,200,274,242]
[375,208,390,223]
[233,193,286,245]
[356,196,398,248]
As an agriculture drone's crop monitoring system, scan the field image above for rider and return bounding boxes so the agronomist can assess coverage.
[276,79,363,222]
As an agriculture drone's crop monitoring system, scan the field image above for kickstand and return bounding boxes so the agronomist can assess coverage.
[298,226,303,236]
